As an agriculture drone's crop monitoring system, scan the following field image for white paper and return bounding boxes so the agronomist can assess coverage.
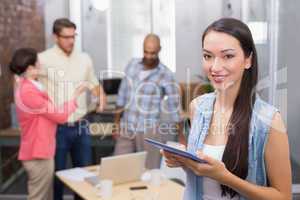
[56,167,95,182]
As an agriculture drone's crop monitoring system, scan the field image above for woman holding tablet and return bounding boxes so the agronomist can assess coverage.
[162,18,292,200]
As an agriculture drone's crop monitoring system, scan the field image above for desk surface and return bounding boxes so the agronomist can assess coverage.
[56,166,184,200]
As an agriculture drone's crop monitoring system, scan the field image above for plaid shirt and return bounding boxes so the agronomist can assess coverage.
[117,58,181,133]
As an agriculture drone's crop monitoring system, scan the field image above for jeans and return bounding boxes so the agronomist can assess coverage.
[54,123,92,200]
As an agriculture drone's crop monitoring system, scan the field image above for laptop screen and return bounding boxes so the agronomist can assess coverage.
[99,151,147,184]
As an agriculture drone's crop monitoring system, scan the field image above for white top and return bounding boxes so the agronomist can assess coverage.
[202,144,239,200]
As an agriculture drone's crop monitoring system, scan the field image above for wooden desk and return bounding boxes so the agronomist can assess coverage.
[56,166,184,200]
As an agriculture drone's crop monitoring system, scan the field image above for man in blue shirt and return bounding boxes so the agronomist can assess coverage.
[113,34,185,169]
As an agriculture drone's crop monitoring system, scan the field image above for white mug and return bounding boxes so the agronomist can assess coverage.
[96,179,113,199]
[150,169,165,186]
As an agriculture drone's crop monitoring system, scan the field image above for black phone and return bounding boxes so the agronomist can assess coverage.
[129,186,148,190]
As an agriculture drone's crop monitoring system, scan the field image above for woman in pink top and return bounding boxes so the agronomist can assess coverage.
[10,48,87,200]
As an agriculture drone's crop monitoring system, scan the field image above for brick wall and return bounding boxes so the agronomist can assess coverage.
[0,0,45,129]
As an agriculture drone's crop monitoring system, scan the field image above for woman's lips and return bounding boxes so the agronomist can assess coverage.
[212,75,227,83]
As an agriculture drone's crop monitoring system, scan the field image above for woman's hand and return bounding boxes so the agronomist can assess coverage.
[169,151,231,184]
[161,150,184,168]
[161,143,186,168]
[73,83,89,99]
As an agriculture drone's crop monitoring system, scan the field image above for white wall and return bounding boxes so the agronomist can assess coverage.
[281,0,300,183]
[79,0,228,82]
[81,0,108,78]
[44,0,69,48]
[174,0,241,82]
[42,0,242,82]
[44,0,108,78]
[175,0,223,82]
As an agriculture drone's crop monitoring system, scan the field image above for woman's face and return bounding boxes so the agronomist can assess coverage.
[202,31,252,92]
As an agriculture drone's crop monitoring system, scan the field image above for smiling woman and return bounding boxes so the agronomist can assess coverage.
[162,18,292,200]
[202,29,253,93]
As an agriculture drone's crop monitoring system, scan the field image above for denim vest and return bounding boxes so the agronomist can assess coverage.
[184,92,278,200]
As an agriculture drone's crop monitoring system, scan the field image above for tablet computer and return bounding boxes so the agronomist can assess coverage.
[145,138,206,163]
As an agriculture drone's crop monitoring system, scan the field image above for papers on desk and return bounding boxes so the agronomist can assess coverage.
[56,168,95,182]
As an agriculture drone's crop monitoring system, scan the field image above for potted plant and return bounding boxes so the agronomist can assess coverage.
[195,74,214,95]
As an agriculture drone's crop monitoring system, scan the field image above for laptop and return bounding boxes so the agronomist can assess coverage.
[99,151,147,184]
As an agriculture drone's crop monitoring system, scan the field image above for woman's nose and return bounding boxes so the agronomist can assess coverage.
[211,57,223,72]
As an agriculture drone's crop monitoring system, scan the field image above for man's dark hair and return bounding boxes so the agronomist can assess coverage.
[9,48,38,75]
[53,18,76,35]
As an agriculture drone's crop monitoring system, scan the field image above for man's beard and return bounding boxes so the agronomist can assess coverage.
[142,57,159,68]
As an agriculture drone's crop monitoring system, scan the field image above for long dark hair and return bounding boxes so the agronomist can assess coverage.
[202,18,258,198]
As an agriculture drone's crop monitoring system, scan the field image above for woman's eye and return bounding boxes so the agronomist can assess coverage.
[224,54,234,59]
[203,54,212,60]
